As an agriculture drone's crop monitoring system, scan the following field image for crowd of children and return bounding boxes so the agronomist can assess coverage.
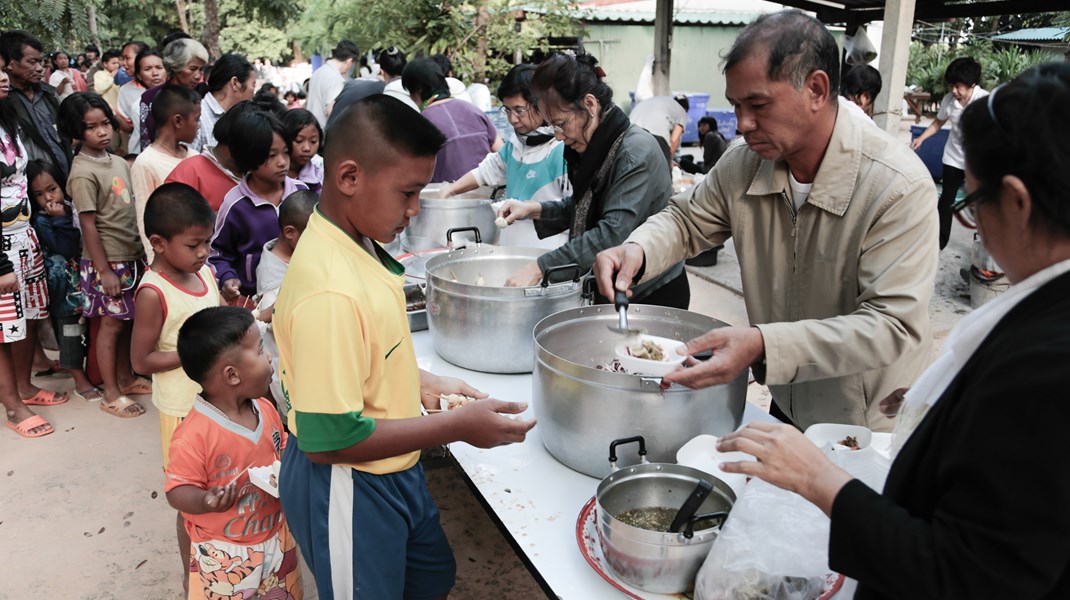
[2,29,540,599]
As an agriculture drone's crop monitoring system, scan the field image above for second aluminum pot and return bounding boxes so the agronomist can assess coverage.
[425,239,584,373]
[533,305,747,477]
[405,184,500,247]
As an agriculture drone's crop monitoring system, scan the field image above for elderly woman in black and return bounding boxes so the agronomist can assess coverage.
[497,52,688,308]
[718,63,1070,599]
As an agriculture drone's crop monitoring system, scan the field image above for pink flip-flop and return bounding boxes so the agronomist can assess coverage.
[21,389,69,406]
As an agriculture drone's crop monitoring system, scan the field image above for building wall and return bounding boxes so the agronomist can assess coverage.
[583,22,744,113]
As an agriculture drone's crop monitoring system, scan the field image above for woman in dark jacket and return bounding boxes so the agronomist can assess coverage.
[717,63,1070,599]
[498,52,688,308]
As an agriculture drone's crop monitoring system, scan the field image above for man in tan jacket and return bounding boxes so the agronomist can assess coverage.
[594,10,938,431]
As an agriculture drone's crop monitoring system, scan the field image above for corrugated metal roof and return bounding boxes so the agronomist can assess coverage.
[576,9,762,25]
[992,27,1070,43]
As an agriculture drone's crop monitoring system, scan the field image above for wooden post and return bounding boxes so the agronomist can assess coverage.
[873,0,916,134]
[653,0,673,97]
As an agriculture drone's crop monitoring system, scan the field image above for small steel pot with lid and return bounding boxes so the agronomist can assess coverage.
[596,436,736,594]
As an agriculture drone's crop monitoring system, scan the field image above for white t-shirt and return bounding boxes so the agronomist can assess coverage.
[306,64,346,128]
[49,70,75,101]
[788,171,813,212]
[117,82,145,154]
[937,87,989,170]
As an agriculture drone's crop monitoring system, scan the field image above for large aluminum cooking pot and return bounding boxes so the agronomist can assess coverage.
[425,235,585,373]
[597,437,735,594]
[533,305,747,477]
[405,184,499,247]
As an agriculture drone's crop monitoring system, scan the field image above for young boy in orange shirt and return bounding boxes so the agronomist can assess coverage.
[130,183,221,583]
[166,306,302,599]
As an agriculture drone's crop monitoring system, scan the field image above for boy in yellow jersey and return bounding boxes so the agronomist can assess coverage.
[274,95,536,599]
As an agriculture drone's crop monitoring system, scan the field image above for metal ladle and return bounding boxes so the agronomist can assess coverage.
[607,290,644,335]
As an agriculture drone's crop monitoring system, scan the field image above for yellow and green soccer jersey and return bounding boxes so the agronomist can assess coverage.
[274,209,421,475]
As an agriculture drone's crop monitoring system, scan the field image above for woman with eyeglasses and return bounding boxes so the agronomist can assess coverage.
[715,63,1070,599]
[496,52,688,305]
[402,57,502,183]
[441,64,570,249]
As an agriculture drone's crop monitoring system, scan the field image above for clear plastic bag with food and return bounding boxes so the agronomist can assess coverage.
[694,448,889,600]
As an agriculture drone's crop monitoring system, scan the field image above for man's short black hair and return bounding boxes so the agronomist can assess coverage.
[151,83,201,125]
[403,57,450,103]
[324,95,446,170]
[0,30,44,63]
[143,182,215,240]
[279,189,317,230]
[945,57,982,87]
[229,110,290,173]
[842,64,882,100]
[332,40,360,62]
[208,53,255,93]
[673,93,690,112]
[101,50,121,63]
[160,31,192,50]
[84,44,100,55]
[57,92,121,142]
[431,53,453,77]
[178,306,256,384]
[723,9,841,95]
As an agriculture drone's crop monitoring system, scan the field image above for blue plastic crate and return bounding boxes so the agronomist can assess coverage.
[910,125,948,182]
[680,93,710,145]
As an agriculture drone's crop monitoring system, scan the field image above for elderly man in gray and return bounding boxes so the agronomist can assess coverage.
[595,10,938,431]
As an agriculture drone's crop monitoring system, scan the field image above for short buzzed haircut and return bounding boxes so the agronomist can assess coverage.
[143,182,215,239]
[723,9,841,94]
[323,95,446,171]
[279,189,317,230]
[178,306,255,384]
[151,83,201,125]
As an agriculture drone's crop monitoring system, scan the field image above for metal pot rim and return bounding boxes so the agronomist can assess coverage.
[425,247,582,296]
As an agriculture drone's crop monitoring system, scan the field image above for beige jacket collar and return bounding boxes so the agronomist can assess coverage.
[744,103,864,218]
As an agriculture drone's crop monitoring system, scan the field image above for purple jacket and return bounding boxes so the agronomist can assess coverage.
[209,176,308,296]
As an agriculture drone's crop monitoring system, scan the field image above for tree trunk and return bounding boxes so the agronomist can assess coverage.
[203,0,221,58]
[473,1,491,82]
[87,5,99,40]
[292,41,304,66]
[175,0,190,34]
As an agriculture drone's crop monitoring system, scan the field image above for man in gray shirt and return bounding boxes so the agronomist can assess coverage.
[629,94,689,167]
[0,30,70,177]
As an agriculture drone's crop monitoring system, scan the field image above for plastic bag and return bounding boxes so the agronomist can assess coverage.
[844,27,877,66]
[695,447,889,600]
[634,54,655,105]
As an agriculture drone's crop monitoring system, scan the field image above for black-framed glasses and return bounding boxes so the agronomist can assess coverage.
[499,105,532,118]
[952,184,998,219]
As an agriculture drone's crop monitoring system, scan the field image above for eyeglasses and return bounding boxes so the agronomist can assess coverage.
[499,105,532,118]
[952,184,998,220]
[987,83,1005,131]
[548,111,578,134]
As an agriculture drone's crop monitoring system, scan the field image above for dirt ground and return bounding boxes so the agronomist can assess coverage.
[1,117,978,600]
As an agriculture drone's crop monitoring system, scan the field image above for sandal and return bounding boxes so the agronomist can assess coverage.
[76,386,106,402]
[120,377,153,395]
[100,395,145,418]
[6,414,54,438]
[21,388,69,406]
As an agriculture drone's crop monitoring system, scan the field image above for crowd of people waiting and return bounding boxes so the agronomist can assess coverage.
[3,8,1070,599]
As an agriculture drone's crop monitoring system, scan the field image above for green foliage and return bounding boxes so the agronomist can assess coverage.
[0,0,90,50]
[218,0,294,61]
[908,41,1060,97]
[293,0,585,84]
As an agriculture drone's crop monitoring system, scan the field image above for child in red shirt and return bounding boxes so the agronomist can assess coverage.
[165,306,302,599]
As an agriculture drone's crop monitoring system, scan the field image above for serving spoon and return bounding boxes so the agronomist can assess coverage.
[607,290,644,336]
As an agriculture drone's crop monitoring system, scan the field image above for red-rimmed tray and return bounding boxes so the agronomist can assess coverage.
[575,496,845,599]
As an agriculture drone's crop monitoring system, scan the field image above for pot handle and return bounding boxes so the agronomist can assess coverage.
[581,275,598,304]
[541,263,581,288]
[681,511,730,539]
[446,226,482,246]
[608,436,648,471]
